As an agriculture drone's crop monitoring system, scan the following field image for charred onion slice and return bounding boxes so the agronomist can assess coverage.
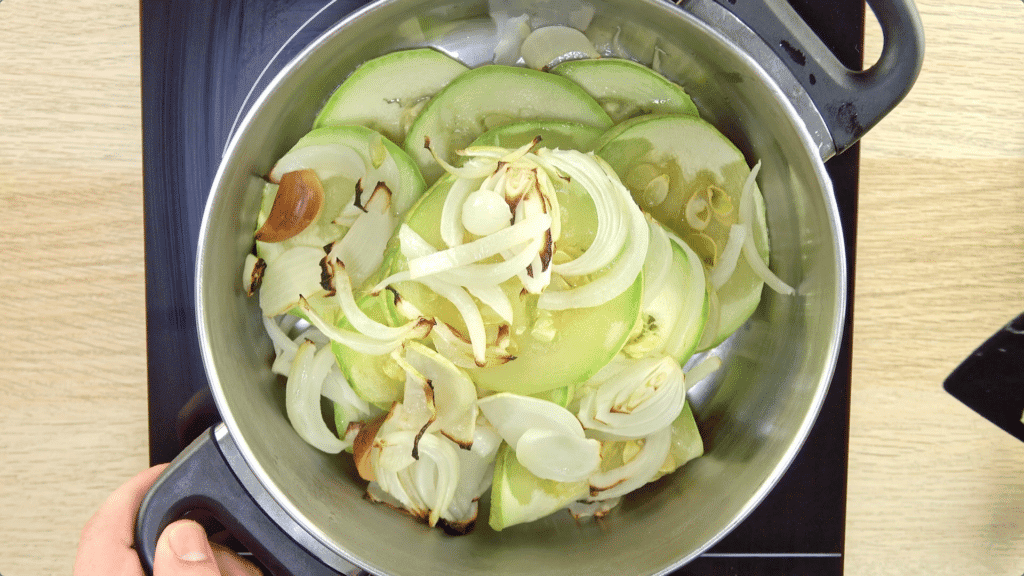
[254,169,325,243]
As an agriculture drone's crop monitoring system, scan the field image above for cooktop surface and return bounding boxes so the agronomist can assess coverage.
[141,1,861,573]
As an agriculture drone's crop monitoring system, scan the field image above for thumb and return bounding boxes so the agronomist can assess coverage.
[154,519,221,576]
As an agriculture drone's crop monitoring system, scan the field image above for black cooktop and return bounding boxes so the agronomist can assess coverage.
[141,1,861,574]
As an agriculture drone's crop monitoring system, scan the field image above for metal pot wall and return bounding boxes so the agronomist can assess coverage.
[136,1,923,574]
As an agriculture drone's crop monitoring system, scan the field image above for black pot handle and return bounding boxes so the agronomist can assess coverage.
[135,425,363,576]
[689,0,924,157]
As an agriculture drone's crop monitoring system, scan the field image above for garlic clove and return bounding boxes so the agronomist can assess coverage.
[254,169,325,243]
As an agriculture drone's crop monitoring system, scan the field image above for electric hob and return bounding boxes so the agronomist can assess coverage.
[141,1,861,573]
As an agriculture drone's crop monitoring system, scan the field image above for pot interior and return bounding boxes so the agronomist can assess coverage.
[196,0,846,574]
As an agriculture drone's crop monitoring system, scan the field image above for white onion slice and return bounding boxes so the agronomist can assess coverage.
[737,161,796,295]
[405,214,551,279]
[429,322,513,370]
[588,426,671,501]
[298,296,428,356]
[329,184,396,288]
[321,366,372,419]
[328,262,428,341]
[538,155,648,310]
[578,357,686,440]
[641,217,674,307]
[684,354,722,385]
[709,224,747,289]
[543,150,626,277]
[269,143,368,183]
[285,341,344,454]
[372,430,461,527]
[417,277,488,366]
[515,428,602,482]
[477,392,586,443]
[404,341,478,448]
[258,246,325,317]
[465,284,513,324]
[446,421,502,525]
[440,175,482,248]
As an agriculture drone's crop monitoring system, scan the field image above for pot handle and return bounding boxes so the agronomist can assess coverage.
[702,0,924,157]
[135,425,363,576]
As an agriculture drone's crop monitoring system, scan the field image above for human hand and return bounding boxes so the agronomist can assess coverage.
[74,464,263,576]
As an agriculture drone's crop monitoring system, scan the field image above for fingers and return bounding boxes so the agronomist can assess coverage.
[153,519,221,576]
[211,543,265,576]
[74,464,171,576]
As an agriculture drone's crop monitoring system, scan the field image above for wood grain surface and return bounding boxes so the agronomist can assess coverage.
[1,1,1022,575]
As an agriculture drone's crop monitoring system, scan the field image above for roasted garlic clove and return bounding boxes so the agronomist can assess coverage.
[254,169,324,243]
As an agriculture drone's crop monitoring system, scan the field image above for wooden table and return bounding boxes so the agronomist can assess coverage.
[1,1,1021,574]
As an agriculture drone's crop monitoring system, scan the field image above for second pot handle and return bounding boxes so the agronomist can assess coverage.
[702,0,924,157]
[135,424,363,576]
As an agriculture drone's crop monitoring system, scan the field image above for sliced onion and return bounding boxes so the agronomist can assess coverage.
[327,262,430,341]
[404,341,478,448]
[258,246,326,317]
[429,322,514,369]
[466,284,513,324]
[329,183,396,288]
[298,296,430,356]
[736,161,795,295]
[641,216,674,307]
[538,154,648,310]
[373,430,461,527]
[417,277,488,366]
[709,224,747,289]
[321,366,372,419]
[440,175,483,248]
[543,150,627,277]
[285,341,344,454]
[515,428,602,482]
[477,392,587,444]
[446,421,502,526]
[578,357,686,440]
[269,143,368,183]
[588,426,671,501]
[405,213,552,279]
[684,354,722,386]
[388,223,543,290]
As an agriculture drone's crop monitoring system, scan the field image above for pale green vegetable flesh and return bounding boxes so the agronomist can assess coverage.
[331,291,405,409]
[314,48,469,145]
[469,119,603,152]
[386,167,644,395]
[255,124,426,265]
[596,114,770,348]
[489,443,588,531]
[404,64,613,182]
[624,237,709,363]
[248,37,785,536]
[550,58,699,123]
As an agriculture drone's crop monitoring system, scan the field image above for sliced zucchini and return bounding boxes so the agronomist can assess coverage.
[596,114,769,348]
[488,442,588,531]
[331,290,405,409]
[385,163,642,395]
[404,64,613,182]
[551,58,699,123]
[622,235,708,364]
[469,119,603,152]
[314,48,469,145]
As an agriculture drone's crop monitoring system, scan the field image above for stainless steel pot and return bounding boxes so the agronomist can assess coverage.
[137,1,923,574]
